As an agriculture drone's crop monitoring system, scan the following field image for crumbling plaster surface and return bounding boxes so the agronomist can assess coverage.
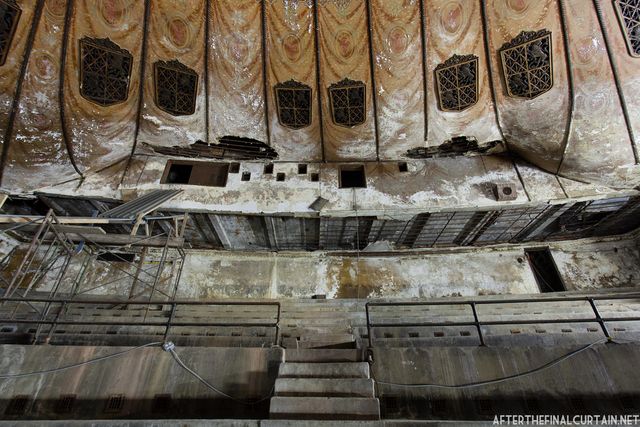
[550,240,640,291]
[8,238,637,300]
[110,154,636,217]
[174,237,640,300]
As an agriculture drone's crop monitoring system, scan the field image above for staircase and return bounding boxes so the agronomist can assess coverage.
[269,349,380,421]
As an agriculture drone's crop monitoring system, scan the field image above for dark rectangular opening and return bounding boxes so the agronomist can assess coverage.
[339,165,366,188]
[96,252,136,263]
[241,172,251,181]
[276,173,285,182]
[162,161,228,187]
[264,163,274,174]
[310,173,319,182]
[398,162,408,172]
[164,163,192,184]
[152,394,172,414]
[525,248,565,293]
[229,162,240,173]
[5,395,29,416]
[298,164,307,174]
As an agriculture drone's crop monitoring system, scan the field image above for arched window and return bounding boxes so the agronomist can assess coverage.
[154,60,198,116]
[274,80,312,129]
[614,0,640,57]
[435,54,478,112]
[0,0,21,66]
[328,78,366,127]
[79,37,132,106]
[499,30,553,99]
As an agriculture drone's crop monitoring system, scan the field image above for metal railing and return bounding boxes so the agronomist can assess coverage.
[365,293,640,348]
[0,297,282,346]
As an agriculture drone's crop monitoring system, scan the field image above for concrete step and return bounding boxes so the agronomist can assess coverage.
[298,340,358,350]
[299,333,355,342]
[269,396,380,420]
[278,362,370,379]
[285,349,363,363]
[275,378,375,397]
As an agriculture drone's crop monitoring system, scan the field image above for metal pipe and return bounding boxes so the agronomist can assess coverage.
[471,302,485,346]
[588,298,612,342]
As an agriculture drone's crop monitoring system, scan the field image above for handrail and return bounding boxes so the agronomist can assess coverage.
[0,297,282,346]
[365,293,640,348]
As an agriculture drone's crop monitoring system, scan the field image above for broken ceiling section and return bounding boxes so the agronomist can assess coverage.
[145,137,278,161]
[406,137,504,159]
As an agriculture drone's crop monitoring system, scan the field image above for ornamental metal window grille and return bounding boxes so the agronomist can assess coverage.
[274,80,312,129]
[434,54,478,111]
[79,37,133,106]
[154,60,198,116]
[614,0,640,57]
[0,0,21,66]
[328,78,366,127]
[499,30,553,99]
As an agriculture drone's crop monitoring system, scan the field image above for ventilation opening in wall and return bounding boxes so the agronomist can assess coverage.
[55,395,77,414]
[264,163,274,174]
[162,161,229,187]
[398,162,408,172]
[339,165,366,189]
[104,394,125,413]
[525,248,565,293]
[298,164,307,174]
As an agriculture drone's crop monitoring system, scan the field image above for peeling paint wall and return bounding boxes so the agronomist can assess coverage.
[551,240,640,291]
[173,238,640,300]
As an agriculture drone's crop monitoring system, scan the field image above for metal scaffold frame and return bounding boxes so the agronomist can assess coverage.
[0,208,190,342]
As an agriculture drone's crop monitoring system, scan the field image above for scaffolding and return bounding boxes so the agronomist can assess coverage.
[0,196,191,349]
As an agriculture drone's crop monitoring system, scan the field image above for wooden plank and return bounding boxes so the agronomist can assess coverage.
[137,0,207,147]
[484,0,569,172]
[370,0,425,159]
[424,0,501,147]
[0,215,132,224]
[208,0,267,144]
[41,232,184,247]
[316,0,376,161]
[264,0,322,161]
[0,224,107,234]
[63,0,145,173]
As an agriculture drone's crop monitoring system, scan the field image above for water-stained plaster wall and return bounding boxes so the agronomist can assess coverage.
[114,154,637,217]
[174,237,640,300]
[8,236,638,300]
[550,240,640,291]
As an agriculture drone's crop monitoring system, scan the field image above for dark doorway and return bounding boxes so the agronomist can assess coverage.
[525,248,565,293]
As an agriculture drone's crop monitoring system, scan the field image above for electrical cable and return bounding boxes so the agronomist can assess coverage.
[0,342,162,379]
[0,340,274,405]
[162,342,274,405]
[372,338,613,389]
